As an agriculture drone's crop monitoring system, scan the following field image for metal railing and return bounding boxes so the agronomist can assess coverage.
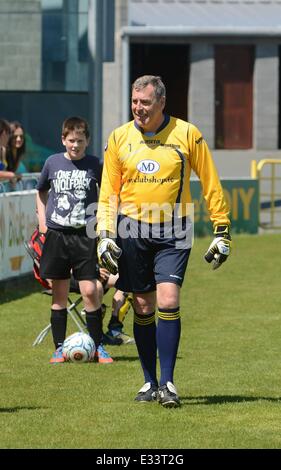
[251,159,281,230]
[0,173,40,193]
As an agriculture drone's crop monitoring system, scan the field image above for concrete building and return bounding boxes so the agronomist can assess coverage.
[0,0,281,175]
[0,0,41,90]
[115,0,281,176]
[121,0,281,151]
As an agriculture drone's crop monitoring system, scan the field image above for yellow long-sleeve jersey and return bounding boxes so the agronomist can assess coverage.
[97,116,230,234]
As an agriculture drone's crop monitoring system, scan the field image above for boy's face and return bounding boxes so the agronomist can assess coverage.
[62,128,89,160]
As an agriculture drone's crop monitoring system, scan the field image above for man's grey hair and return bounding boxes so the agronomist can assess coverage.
[132,75,166,101]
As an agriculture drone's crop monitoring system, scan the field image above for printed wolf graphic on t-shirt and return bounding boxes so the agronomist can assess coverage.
[50,169,91,227]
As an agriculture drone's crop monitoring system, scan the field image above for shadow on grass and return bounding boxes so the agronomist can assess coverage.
[0,406,44,413]
[113,356,140,362]
[0,277,41,304]
[109,354,184,363]
[182,395,281,405]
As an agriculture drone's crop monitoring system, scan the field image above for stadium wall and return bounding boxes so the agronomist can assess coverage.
[0,190,38,282]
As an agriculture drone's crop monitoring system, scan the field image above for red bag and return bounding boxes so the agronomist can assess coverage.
[25,228,51,289]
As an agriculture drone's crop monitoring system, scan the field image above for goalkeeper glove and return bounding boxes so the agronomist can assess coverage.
[204,225,232,270]
[97,237,122,275]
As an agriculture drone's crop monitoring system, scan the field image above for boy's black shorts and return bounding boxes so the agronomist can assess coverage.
[40,228,97,281]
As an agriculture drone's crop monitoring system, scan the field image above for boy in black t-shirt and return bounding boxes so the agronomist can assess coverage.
[36,116,113,364]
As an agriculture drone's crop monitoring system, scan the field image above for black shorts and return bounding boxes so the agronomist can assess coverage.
[40,228,97,281]
[115,216,192,293]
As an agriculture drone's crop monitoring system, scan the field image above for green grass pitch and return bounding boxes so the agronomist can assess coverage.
[0,233,280,449]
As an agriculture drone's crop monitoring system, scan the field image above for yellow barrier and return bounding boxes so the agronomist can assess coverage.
[252,159,281,230]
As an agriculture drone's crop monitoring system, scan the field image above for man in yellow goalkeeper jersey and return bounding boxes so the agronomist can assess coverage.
[96,75,231,408]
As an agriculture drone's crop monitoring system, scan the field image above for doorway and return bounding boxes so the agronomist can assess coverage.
[130,43,189,120]
[215,45,254,149]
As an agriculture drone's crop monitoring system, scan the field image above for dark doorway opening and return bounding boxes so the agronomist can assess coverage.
[130,43,189,121]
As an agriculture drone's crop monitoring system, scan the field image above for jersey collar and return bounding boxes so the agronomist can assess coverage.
[134,114,170,136]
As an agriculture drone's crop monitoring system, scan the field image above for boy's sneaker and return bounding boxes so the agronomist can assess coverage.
[49,346,66,364]
[94,344,113,363]
[102,331,123,346]
[107,319,135,345]
[134,382,158,402]
[158,382,181,408]
[114,330,135,345]
[105,327,135,345]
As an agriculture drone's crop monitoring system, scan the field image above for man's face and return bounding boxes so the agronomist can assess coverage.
[62,128,89,160]
[131,84,165,133]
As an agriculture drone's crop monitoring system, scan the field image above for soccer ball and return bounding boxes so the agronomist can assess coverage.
[62,332,95,363]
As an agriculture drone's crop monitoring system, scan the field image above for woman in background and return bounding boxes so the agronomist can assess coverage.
[0,118,17,182]
[6,121,28,173]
